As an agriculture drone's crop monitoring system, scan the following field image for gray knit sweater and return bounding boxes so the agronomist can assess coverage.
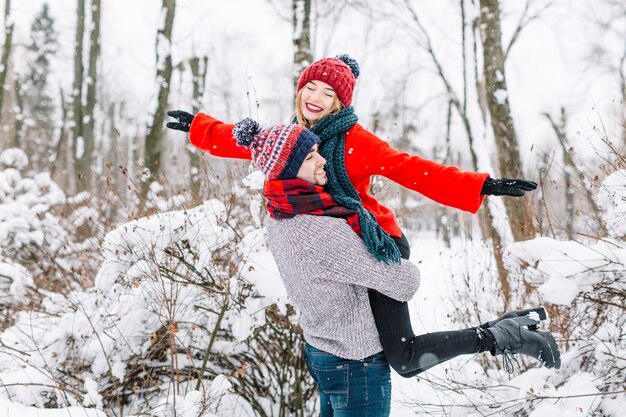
[266,215,420,360]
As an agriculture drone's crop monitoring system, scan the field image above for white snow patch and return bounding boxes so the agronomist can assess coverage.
[0,148,28,170]
[494,88,508,104]
[538,276,580,305]
[0,261,34,302]
[242,170,265,190]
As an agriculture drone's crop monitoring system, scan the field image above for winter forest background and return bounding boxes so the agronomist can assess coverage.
[0,0,624,416]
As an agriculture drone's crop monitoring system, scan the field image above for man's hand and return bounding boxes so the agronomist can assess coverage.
[481,177,538,197]
[166,110,195,132]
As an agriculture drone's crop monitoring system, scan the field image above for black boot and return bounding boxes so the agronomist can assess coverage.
[480,306,548,331]
[486,318,561,369]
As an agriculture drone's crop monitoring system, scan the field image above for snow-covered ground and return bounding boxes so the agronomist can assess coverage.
[1,151,624,415]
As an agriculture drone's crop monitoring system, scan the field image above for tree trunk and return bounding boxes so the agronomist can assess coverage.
[189,56,208,202]
[51,87,68,187]
[79,0,101,191]
[0,0,13,123]
[71,0,86,192]
[394,0,512,307]
[140,0,176,211]
[292,0,312,90]
[13,78,22,147]
[619,41,626,152]
[479,0,535,242]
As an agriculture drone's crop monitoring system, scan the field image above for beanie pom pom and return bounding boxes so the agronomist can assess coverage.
[336,54,359,79]
[233,118,261,147]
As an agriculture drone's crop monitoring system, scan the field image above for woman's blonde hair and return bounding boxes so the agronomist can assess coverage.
[293,88,343,128]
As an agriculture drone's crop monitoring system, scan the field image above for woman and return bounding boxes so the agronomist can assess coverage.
[166,54,548,376]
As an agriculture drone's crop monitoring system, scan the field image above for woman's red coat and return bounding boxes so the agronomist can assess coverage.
[189,113,488,237]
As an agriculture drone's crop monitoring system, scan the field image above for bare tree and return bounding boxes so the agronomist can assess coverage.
[478,0,536,242]
[380,0,512,306]
[80,0,101,191]
[292,0,313,89]
[140,0,176,210]
[12,78,22,147]
[0,0,13,125]
[71,0,85,192]
[619,38,626,146]
[188,55,208,201]
[50,87,68,184]
[586,0,626,148]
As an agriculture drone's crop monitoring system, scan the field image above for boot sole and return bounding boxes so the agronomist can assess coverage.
[534,330,561,369]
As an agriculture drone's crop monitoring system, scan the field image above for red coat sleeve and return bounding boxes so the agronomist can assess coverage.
[188,112,252,160]
[349,127,488,214]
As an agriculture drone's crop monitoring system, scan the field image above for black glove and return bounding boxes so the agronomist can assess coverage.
[166,110,195,132]
[481,177,538,196]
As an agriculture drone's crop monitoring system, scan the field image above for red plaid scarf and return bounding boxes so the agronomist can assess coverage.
[264,178,362,236]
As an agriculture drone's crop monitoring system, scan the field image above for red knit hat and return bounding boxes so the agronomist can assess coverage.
[296,54,360,107]
[233,119,321,180]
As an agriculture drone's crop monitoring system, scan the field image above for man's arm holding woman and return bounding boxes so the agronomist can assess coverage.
[294,216,420,302]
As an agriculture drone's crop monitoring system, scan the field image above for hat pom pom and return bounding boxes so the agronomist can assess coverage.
[233,118,261,147]
[336,54,359,79]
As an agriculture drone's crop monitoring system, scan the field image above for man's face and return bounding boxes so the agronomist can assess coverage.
[296,144,327,186]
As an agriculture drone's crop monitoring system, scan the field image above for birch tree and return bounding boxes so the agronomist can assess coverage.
[141,0,176,209]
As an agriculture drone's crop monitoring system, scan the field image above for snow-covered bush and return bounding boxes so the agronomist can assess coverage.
[437,170,626,416]
[0,187,314,416]
[0,149,66,262]
[0,261,33,304]
[0,148,71,327]
[504,235,625,413]
[0,148,105,291]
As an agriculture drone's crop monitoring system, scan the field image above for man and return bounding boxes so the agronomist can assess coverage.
[224,118,560,417]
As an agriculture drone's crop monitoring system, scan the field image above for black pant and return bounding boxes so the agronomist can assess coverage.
[368,234,483,378]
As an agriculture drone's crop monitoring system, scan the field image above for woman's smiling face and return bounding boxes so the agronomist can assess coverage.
[299,80,338,122]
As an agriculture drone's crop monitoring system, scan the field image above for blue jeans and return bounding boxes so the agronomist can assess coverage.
[303,343,391,417]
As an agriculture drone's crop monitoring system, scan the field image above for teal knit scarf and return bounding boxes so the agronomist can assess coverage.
[308,107,401,264]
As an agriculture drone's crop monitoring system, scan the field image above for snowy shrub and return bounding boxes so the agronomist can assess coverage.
[0,261,35,332]
[429,169,626,416]
[506,235,625,411]
[0,191,315,416]
[0,261,34,303]
[476,238,624,414]
[0,148,101,287]
[0,149,75,328]
[0,148,29,170]
[0,150,66,259]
